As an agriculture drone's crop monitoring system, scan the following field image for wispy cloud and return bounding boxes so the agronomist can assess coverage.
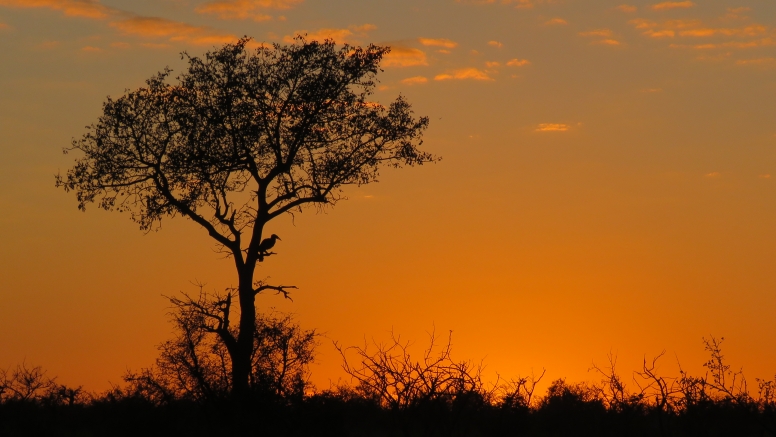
[629,19,657,29]
[382,46,428,67]
[488,40,503,48]
[677,25,767,38]
[579,29,621,45]
[736,57,776,66]
[418,37,457,48]
[544,17,567,25]
[457,0,547,8]
[400,76,428,85]
[595,39,622,46]
[0,21,9,30]
[196,0,302,21]
[512,0,550,9]
[616,4,637,12]
[725,7,750,19]
[628,17,772,49]
[80,45,101,52]
[287,27,351,43]
[435,68,493,81]
[535,123,571,132]
[506,58,530,66]
[663,19,702,29]
[705,172,721,178]
[579,29,613,37]
[0,0,111,19]
[670,38,776,50]
[111,17,237,45]
[651,1,694,11]
[645,29,675,38]
[283,24,375,44]
[0,0,250,48]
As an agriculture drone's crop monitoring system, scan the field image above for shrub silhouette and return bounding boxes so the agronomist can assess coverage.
[122,292,318,404]
[337,329,490,410]
[5,335,776,436]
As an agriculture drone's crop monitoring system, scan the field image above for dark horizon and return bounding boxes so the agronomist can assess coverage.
[3,0,776,408]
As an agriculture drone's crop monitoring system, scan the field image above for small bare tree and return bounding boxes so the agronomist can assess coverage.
[498,368,546,410]
[336,330,490,410]
[590,352,646,411]
[0,362,86,406]
[702,336,749,402]
[0,363,56,402]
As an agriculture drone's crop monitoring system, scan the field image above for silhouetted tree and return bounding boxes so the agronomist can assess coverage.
[57,36,433,398]
[124,290,317,404]
[499,368,546,410]
[0,362,86,406]
[0,363,56,403]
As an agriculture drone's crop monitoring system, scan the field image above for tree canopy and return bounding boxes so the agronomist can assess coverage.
[58,37,432,262]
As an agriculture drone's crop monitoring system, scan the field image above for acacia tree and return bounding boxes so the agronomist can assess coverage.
[57,37,433,398]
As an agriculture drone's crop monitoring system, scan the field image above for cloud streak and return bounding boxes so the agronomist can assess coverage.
[677,25,767,38]
[435,68,493,81]
[736,57,776,66]
[400,76,428,85]
[0,0,245,47]
[629,17,773,53]
[545,17,567,25]
[0,0,110,19]
[579,29,622,46]
[418,37,457,48]
[506,58,530,66]
[382,46,428,67]
[670,37,776,50]
[535,123,570,131]
[111,17,237,45]
[579,29,613,37]
[195,0,302,21]
[284,24,375,44]
[616,4,637,12]
[595,39,622,45]
[651,1,694,11]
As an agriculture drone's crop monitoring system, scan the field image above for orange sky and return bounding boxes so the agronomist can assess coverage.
[1,0,776,393]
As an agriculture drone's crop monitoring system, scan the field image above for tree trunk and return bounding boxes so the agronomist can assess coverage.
[231,267,258,399]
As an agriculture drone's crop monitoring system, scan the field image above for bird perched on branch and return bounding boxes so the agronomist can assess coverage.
[257,234,281,261]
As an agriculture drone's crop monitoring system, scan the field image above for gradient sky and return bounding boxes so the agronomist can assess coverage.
[1,0,776,393]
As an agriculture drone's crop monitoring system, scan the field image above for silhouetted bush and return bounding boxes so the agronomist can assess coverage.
[5,335,776,436]
[122,296,318,405]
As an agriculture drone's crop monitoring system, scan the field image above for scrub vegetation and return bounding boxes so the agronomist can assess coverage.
[3,328,776,436]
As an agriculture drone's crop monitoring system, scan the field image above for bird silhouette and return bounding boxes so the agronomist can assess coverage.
[257,234,281,261]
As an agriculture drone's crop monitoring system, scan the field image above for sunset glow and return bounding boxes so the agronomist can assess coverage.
[1,0,776,397]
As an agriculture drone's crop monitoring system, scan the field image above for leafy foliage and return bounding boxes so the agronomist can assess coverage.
[57,37,432,240]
